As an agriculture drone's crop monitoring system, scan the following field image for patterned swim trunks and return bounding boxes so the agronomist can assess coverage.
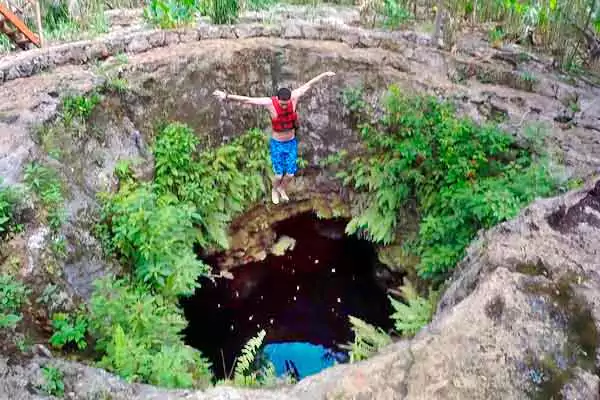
[270,137,298,176]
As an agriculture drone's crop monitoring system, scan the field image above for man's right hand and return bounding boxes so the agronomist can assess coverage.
[213,90,227,100]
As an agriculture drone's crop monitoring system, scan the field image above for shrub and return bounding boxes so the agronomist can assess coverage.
[40,366,64,397]
[94,123,270,388]
[0,274,30,329]
[99,183,209,298]
[23,162,66,233]
[152,124,270,249]
[0,180,22,238]
[49,312,89,350]
[144,0,201,28]
[89,276,212,388]
[338,86,559,280]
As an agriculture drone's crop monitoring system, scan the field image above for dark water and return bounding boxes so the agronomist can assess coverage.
[180,212,393,379]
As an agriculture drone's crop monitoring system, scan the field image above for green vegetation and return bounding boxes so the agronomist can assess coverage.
[441,0,600,71]
[89,122,270,388]
[204,0,240,24]
[144,0,202,28]
[389,281,437,337]
[0,180,24,239]
[23,162,66,233]
[343,315,392,362]
[61,93,101,127]
[40,365,65,397]
[344,280,438,361]
[89,276,212,388]
[0,274,31,329]
[337,85,560,281]
[49,312,89,350]
[227,329,276,387]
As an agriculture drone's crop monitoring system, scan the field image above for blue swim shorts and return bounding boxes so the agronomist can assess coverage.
[270,137,298,176]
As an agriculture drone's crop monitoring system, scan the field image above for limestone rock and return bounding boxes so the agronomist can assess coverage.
[1,180,599,400]
[270,235,297,256]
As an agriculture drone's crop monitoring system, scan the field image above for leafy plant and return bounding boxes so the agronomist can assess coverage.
[61,92,101,126]
[37,284,70,314]
[23,162,66,233]
[144,0,201,28]
[489,25,505,41]
[337,86,559,281]
[0,274,30,329]
[0,180,22,238]
[342,315,392,363]
[94,123,271,388]
[341,85,369,120]
[99,183,209,298]
[389,281,437,337]
[382,0,413,28]
[204,0,240,24]
[231,329,275,387]
[152,124,270,249]
[40,366,65,397]
[49,312,89,350]
[89,276,212,388]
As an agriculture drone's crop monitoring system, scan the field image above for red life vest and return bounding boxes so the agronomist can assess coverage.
[271,96,298,132]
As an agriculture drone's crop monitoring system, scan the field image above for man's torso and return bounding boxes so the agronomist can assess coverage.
[268,101,296,142]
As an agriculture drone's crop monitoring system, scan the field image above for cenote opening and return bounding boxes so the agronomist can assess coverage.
[180,211,395,380]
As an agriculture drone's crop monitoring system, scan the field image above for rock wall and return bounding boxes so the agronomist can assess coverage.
[2,180,600,399]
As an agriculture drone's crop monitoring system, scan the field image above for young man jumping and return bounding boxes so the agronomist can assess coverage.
[212,71,336,204]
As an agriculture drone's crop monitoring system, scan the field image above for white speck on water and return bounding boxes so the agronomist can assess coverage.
[296,285,300,291]
[337,297,341,303]
[270,319,274,324]
[249,315,253,321]
[293,296,297,301]
[315,259,319,264]
[331,268,336,273]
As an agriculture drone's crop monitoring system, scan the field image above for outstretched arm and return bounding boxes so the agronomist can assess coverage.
[292,71,336,101]
[212,90,272,106]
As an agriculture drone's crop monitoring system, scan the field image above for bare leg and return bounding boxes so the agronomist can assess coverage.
[277,174,293,202]
[271,174,283,204]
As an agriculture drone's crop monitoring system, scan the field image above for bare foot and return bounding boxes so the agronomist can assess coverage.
[271,189,280,204]
[277,188,290,202]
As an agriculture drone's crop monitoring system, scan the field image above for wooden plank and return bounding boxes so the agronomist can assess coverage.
[0,2,40,47]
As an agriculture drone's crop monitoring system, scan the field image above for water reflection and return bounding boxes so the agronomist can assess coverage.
[263,341,348,379]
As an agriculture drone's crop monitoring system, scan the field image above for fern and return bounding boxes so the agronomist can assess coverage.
[389,281,437,337]
[338,85,561,280]
[93,123,272,388]
[233,329,267,386]
[342,315,392,363]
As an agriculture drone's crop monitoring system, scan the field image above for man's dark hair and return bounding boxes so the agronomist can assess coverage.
[277,87,292,101]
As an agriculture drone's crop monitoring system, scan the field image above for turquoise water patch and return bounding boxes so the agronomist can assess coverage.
[263,341,347,379]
